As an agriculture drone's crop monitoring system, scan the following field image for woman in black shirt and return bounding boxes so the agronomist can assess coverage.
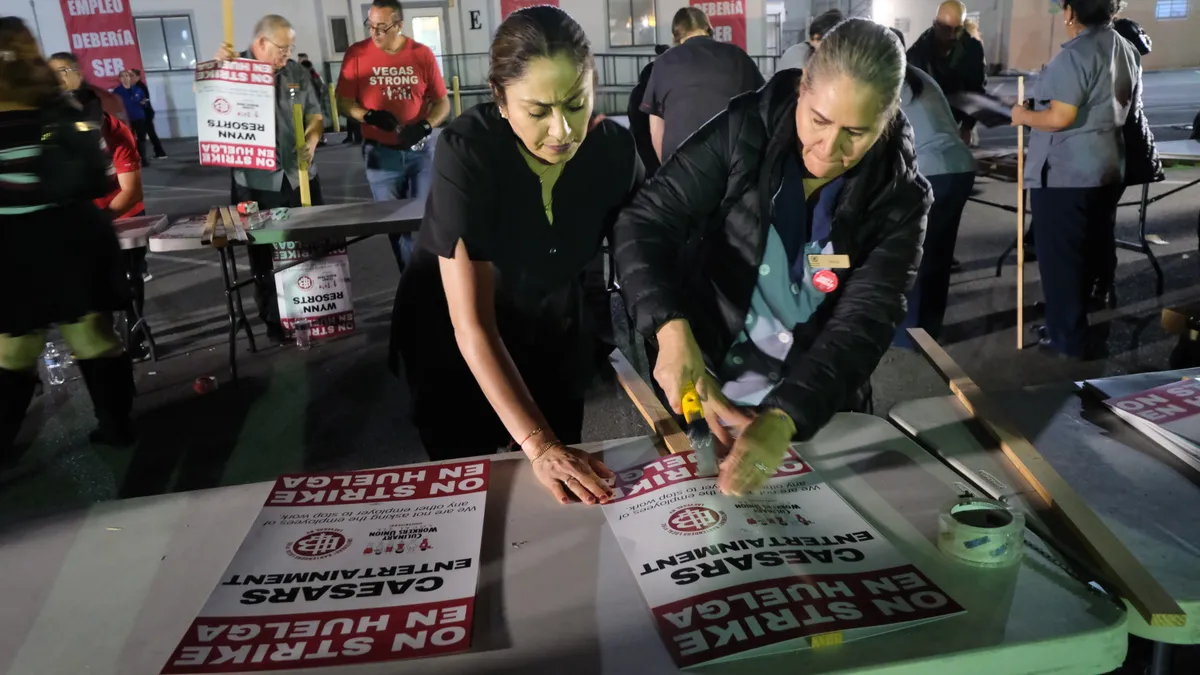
[390,6,642,504]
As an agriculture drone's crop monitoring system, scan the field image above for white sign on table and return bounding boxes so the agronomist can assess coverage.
[161,459,490,673]
[195,59,277,171]
[603,448,965,668]
[273,241,355,340]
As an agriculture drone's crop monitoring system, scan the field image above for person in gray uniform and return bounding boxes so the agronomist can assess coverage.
[777,9,844,72]
[890,28,975,347]
[1011,0,1136,359]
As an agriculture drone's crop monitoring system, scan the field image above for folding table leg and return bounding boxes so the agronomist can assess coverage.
[1138,184,1164,297]
[123,253,159,362]
[1149,641,1172,675]
[226,245,258,354]
[219,247,240,384]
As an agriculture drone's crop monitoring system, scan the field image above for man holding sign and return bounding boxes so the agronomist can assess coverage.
[337,0,450,272]
[215,15,325,342]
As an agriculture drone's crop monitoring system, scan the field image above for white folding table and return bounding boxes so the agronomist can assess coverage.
[0,415,1127,675]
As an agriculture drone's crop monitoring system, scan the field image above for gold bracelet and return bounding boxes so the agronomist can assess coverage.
[529,439,563,463]
[517,427,543,449]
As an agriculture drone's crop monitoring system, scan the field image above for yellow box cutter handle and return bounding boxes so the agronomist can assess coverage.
[681,381,705,424]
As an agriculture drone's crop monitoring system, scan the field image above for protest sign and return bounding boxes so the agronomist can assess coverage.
[691,1,747,49]
[603,449,964,668]
[162,460,490,673]
[58,0,144,89]
[195,59,278,171]
[273,241,355,340]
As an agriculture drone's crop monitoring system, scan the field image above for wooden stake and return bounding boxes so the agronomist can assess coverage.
[452,75,462,118]
[608,349,691,456]
[293,103,312,207]
[907,327,1187,628]
[222,0,235,48]
[328,84,341,132]
[213,205,230,248]
[1016,76,1025,350]
[200,206,218,246]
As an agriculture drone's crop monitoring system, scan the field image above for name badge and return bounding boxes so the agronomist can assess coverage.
[807,254,850,269]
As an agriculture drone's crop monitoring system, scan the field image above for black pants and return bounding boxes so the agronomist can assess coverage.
[122,247,146,348]
[232,175,325,329]
[144,113,166,158]
[1030,186,1123,357]
[344,118,363,143]
[895,171,976,347]
[129,119,150,165]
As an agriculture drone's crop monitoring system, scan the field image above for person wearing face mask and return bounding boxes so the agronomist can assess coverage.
[389,6,643,505]
[777,9,844,72]
[906,1,987,145]
[614,18,930,497]
[1010,0,1137,359]
[215,15,325,344]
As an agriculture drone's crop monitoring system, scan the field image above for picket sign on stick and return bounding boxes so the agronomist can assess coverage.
[293,103,312,207]
[907,327,1187,628]
[608,349,690,456]
[1016,76,1026,350]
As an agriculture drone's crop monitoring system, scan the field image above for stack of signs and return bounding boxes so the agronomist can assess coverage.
[602,449,964,668]
[1094,372,1200,474]
[161,460,489,673]
[274,241,355,340]
[195,59,277,170]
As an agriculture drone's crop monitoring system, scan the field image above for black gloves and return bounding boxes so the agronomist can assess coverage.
[363,109,400,131]
[396,119,433,149]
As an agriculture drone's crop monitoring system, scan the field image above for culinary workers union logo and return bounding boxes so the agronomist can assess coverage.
[297,275,314,290]
[663,505,727,536]
[287,529,352,560]
[212,97,231,114]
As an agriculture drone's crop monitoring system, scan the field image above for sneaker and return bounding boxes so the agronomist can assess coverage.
[153,154,168,159]
[142,272,153,282]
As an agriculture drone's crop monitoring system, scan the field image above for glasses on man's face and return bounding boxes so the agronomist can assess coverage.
[54,67,78,74]
[266,38,294,56]
[364,21,399,35]
[932,20,963,37]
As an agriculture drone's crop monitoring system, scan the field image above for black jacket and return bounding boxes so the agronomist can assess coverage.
[906,29,987,130]
[1113,19,1164,186]
[613,71,931,441]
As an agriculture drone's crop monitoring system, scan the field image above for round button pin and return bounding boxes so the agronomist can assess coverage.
[812,270,839,293]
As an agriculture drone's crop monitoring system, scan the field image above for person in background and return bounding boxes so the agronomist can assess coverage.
[338,0,450,273]
[627,44,668,178]
[217,14,325,344]
[1113,16,1163,223]
[111,70,150,166]
[297,53,330,144]
[906,1,987,145]
[615,19,930,496]
[641,7,763,164]
[1,18,137,464]
[889,28,975,347]
[1011,0,1136,359]
[49,58,152,362]
[47,52,125,122]
[130,69,167,159]
[777,9,844,71]
[390,6,642,504]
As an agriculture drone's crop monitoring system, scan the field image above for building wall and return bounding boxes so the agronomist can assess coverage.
[1007,0,1200,71]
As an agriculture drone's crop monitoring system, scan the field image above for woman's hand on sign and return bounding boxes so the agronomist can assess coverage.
[215,42,237,62]
[530,441,614,505]
[717,409,796,497]
[654,319,753,447]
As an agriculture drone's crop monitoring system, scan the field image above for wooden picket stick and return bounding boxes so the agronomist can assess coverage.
[908,327,1186,627]
[222,0,235,48]
[452,75,462,118]
[609,349,691,456]
[292,103,312,207]
[328,84,341,132]
[200,206,219,246]
[1016,76,1026,349]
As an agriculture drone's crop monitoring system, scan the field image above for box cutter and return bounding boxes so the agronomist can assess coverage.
[681,382,719,476]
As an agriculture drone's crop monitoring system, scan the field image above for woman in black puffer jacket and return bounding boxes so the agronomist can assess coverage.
[614,19,931,496]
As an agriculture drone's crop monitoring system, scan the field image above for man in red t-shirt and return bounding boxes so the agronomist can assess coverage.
[336,0,449,272]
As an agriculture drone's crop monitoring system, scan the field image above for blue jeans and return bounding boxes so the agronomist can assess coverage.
[363,140,433,271]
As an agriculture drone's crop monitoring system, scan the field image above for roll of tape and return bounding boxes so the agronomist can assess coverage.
[937,496,1024,567]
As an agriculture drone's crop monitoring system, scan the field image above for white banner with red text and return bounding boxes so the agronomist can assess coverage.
[273,241,355,340]
[161,459,490,673]
[195,59,278,171]
[602,448,964,668]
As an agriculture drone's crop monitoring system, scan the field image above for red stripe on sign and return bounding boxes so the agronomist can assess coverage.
[265,459,490,507]
[1108,380,1200,425]
[652,564,963,667]
[199,142,277,170]
[161,598,474,673]
[608,447,811,504]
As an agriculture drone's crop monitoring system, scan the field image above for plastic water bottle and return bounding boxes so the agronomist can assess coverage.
[43,342,66,386]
